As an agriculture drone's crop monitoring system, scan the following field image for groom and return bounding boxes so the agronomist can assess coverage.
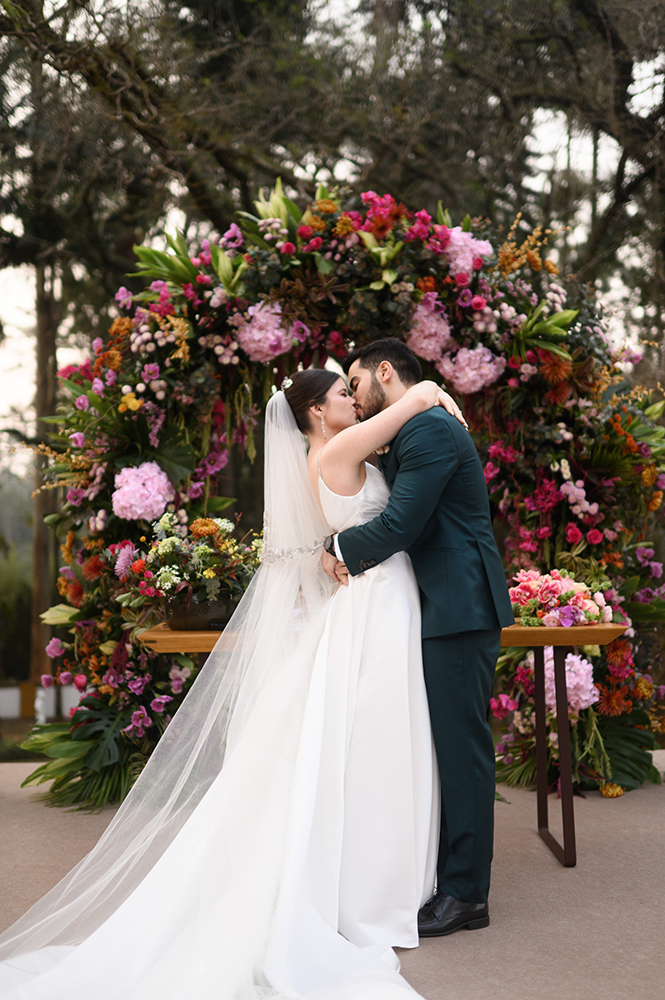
[321,338,514,936]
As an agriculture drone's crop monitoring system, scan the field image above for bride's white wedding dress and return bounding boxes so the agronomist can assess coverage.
[0,398,437,1000]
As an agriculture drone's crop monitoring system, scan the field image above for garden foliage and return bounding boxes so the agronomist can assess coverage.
[26,181,665,806]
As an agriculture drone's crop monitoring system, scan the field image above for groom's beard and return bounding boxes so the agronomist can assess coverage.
[359,372,386,420]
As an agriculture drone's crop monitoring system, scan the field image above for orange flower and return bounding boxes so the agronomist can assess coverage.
[365,214,393,240]
[526,249,542,271]
[544,259,559,275]
[315,199,338,214]
[65,579,85,608]
[596,679,632,717]
[648,491,663,512]
[60,530,76,565]
[600,783,624,798]
[82,555,107,581]
[417,276,438,293]
[599,550,624,569]
[544,381,572,406]
[540,354,573,385]
[605,637,632,668]
[333,214,356,237]
[633,677,653,701]
[108,317,131,341]
[131,559,147,574]
[305,214,326,232]
[190,518,220,537]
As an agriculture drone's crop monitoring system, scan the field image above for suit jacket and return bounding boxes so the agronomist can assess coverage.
[337,408,514,639]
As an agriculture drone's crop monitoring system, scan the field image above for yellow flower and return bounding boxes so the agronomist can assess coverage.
[202,568,216,579]
[333,214,356,237]
[120,392,143,412]
[315,198,338,214]
[633,677,653,700]
[641,464,657,488]
[600,783,625,798]
[169,317,191,363]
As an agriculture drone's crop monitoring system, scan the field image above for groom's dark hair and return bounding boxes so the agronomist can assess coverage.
[342,338,421,386]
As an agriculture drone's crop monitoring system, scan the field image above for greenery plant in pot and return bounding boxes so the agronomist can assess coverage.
[145,514,262,630]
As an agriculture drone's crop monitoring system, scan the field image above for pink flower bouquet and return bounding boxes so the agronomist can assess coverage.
[509,568,614,627]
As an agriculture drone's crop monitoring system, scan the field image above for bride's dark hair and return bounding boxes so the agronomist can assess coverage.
[283,369,341,433]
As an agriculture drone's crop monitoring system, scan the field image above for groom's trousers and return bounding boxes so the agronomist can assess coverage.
[422,627,501,904]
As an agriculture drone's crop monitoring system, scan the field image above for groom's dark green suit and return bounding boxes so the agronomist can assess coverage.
[337,407,514,904]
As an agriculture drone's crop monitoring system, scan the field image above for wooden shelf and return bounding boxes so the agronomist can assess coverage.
[499,621,627,648]
[138,620,627,655]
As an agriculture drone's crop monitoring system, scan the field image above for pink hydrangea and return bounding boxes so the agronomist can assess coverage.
[112,462,174,522]
[442,228,493,277]
[235,302,292,362]
[405,294,453,361]
[543,649,599,718]
[437,345,506,394]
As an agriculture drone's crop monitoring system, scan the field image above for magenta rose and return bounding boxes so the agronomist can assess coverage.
[565,524,583,545]
[586,528,604,545]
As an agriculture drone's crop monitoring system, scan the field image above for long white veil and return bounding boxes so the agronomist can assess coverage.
[0,390,335,973]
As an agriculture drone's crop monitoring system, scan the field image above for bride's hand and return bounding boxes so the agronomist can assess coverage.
[436,388,468,429]
[407,381,469,430]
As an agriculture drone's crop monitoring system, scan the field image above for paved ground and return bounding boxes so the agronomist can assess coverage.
[1,762,663,999]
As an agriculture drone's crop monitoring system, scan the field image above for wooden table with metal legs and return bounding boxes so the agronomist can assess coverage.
[499,623,627,868]
[139,620,627,868]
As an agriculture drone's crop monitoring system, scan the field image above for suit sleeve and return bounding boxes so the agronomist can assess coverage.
[338,414,459,576]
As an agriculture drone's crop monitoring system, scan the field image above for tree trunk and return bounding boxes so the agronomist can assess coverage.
[29,263,59,689]
[372,0,403,76]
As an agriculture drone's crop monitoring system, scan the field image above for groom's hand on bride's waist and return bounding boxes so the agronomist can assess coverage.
[321,548,349,586]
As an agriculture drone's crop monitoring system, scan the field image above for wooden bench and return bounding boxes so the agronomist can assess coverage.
[139,620,627,868]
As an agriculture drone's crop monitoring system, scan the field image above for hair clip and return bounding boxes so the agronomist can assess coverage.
[281,376,294,390]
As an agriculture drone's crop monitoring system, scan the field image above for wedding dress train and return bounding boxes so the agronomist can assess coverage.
[0,398,437,1000]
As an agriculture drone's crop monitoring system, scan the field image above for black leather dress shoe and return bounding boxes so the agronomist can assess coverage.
[417,890,489,937]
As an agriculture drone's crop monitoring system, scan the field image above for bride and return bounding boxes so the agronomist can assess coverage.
[0,369,465,1000]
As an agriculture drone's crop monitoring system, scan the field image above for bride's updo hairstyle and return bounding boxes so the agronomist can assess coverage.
[283,369,341,434]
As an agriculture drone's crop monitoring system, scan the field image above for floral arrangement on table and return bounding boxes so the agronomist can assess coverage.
[141,513,262,609]
[509,568,614,627]
[22,515,260,808]
[27,178,665,807]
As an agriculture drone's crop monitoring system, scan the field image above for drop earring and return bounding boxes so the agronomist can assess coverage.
[320,413,327,439]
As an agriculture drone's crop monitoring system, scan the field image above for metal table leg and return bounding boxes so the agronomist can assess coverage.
[533,645,577,867]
